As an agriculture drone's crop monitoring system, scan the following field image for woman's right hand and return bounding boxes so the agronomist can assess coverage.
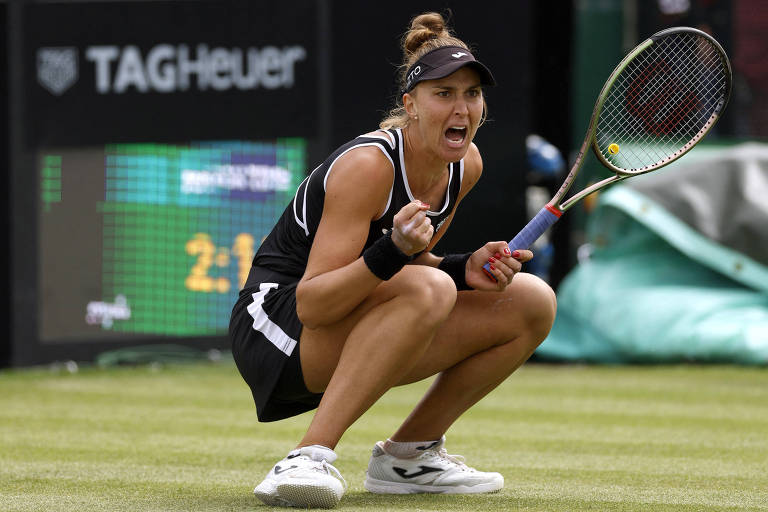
[391,200,433,255]
[465,242,533,291]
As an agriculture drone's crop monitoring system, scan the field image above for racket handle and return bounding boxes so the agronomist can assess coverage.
[482,205,562,281]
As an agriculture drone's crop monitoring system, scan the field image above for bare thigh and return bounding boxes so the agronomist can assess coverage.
[299,264,456,393]
[398,272,556,384]
[300,267,555,393]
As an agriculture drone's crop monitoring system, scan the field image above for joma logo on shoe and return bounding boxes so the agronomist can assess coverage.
[392,466,443,479]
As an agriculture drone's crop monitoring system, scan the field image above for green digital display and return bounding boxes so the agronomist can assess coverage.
[38,140,306,342]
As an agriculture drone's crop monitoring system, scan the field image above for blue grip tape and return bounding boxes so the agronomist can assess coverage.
[482,206,561,281]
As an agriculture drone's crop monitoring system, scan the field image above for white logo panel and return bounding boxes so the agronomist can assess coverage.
[37,47,79,95]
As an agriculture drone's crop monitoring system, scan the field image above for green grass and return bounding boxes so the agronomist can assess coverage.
[1,361,767,511]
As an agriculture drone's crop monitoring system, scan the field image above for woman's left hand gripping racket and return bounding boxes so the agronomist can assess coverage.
[483,26,732,280]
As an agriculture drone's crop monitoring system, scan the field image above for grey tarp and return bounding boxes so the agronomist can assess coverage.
[537,143,768,365]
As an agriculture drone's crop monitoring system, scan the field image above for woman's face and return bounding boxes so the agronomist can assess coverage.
[406,67,485,163]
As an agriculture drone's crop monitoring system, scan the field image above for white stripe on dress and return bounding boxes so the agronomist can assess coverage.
[246,283,298,356]
[322,142,396,221]
[293,174,311,236]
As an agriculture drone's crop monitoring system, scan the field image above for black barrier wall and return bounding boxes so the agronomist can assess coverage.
[1,1,9,367]
[5,0,534,367]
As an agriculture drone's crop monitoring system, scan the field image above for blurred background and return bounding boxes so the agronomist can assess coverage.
[2,0,766,367]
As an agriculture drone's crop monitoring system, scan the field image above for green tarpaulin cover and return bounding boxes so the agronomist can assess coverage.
[538,143,768,365]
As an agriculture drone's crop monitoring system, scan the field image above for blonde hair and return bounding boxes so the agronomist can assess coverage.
[380,12,487,130]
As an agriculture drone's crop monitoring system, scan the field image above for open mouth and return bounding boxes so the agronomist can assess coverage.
[445,126,467,146]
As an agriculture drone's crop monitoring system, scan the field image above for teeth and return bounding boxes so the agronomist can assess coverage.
[446,126,467,145]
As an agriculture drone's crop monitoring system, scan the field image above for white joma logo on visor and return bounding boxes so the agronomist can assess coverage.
[451,52,467,58]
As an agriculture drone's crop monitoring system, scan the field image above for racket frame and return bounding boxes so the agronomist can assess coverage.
[555,26,731,213]
[481,27,732,281]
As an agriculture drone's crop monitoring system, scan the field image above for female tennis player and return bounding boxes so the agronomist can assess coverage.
[229,12,556,508]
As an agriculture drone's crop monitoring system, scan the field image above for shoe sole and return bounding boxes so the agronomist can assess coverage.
[364,476,503,495]
[276,482,343,509]
[253,488,295,507]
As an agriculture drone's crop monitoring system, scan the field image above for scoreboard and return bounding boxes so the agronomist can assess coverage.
[38,139,305,342]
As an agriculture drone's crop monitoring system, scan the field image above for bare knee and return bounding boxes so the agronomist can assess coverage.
[395,266,457,325]
[481,273,556,350]
[514,273,557,343]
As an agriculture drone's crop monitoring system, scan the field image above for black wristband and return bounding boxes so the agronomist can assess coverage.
[363,232,413,280]
[438,253,473,290]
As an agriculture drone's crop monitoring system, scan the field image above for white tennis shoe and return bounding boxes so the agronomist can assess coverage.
[253,445,347,508]
[364,437,504,494]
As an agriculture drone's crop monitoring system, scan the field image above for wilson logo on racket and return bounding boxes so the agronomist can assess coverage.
[626,59,702,136]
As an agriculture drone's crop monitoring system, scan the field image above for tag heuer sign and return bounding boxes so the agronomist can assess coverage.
[23,1,319,144]
[37,47,79,95]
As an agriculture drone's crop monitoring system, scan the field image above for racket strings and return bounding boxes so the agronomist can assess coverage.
[604,40,717,156]
[618,36,721,137]
[596,32,728,171]
[600,36,722,166]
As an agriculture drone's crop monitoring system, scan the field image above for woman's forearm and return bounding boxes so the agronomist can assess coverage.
[296,258,383,329]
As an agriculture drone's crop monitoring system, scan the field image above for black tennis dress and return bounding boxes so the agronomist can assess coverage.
[229,128,464,421]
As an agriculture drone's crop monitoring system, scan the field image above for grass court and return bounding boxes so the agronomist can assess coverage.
[1,361,766,511]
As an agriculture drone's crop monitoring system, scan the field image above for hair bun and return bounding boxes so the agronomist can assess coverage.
[380,11,476,130]
[404,12,451,55]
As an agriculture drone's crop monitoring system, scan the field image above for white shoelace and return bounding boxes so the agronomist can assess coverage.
[435,449,474,472]
[320,460,349,491]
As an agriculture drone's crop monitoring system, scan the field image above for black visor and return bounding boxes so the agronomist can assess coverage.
[402,45,496,94]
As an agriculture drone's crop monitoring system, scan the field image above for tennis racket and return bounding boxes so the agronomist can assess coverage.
[483,26,732,280]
